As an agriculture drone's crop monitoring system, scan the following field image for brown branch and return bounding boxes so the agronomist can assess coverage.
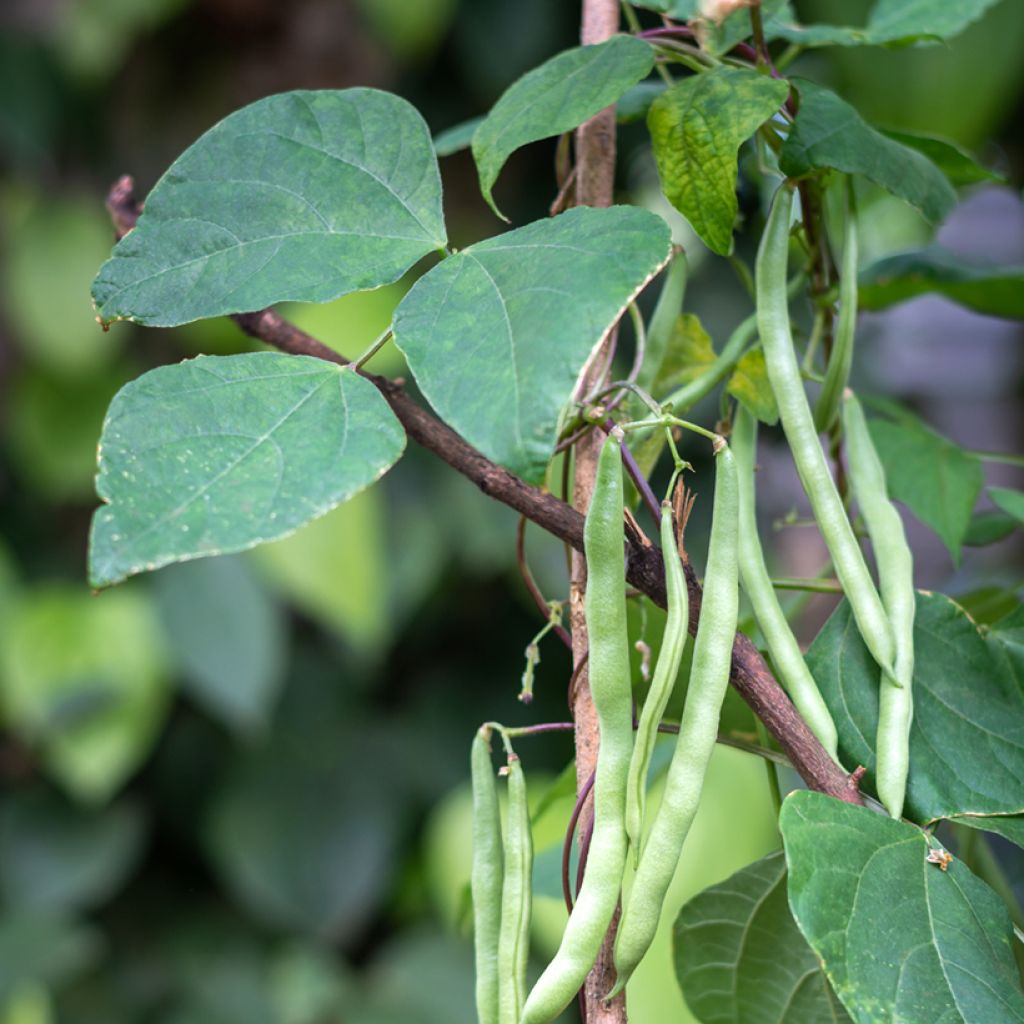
[105,177,862,810]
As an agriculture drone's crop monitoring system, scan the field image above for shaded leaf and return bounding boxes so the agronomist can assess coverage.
[881,129,1004,187]
[154,555,287,734]
[393,206,670,484]
[433,116,483,157]
[990,487,1024,525]
[989,604,1024,698]
[0,790,144,913]
[963,510,1018,547]
[471,36,653,219]
[781,790,1024,1024]
[806,593,1024,834]
[673,850,851,1023]
[656,313,716,391]
[0,587,169,804]
[699,0,788,56]
[867,414,982,561]
[781,80,956,225]
[859,248,1024,320]
[89,353,405,588]
[92,89,446,327]
[617,82,667,124]
[726,348,778,426]
[0,914,101,1003]
[649,67,789,255]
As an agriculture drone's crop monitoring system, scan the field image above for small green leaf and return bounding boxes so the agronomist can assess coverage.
[699,0,788,55]
[648,67,789,255]
[865,0,1003,46]
[0,587,169,804]
[726,348,779,425]
[989,487,1024,525]
[0,914,101,1003]
[807,593,1024,831]
[154,556,287,734]
[867,414,982,561]
[674,850,851,1022]
[472,36,653,219]
[88,353,405,588]
[92,89,446,327]
[781,80,956,225]
[433,116,483,157]
[655,313,716,391]
[881,129,1004,187]
[859,248,1024,320]
[392,206,671,484]
[964,509,1018,547]
[616,82,667,124]
[782,790,1024,1024]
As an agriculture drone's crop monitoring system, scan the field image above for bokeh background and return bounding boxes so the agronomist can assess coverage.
[0,1,1022,1021]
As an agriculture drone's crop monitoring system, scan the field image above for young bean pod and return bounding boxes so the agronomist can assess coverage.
[471,728,503,1024]
[731,405,840,759]
[624,502,689,862]
[842,392,915,819]
[498,752,533,1024]
[610,440,740,996]
[756,185,895,678]
[520,430,633,1024]
[636,250,688,397]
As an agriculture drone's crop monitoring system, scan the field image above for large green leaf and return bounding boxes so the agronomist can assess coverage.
[866,414,982,560]
[781,790,1024,1024]
[154,555,287,734]
[471,36,654,219]
[392,206,671,484]
[648,67,789,256]
[0,587,169,804]
[92,89,446,327]
[781,80,956,225]
[673,850,851,1023]
[990,605,1024,697]
[880,130,1004,187]
[990,487,1024,525]
[806,593,1024,833]
[859,248,1024,320]
[88,353,406,588]
[0,790,144,913]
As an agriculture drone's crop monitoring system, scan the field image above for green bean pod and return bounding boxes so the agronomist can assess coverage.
[610,441,739,997]
[813,188,858,434]
[624,502,689,863]
[756,185,895,678]
[472,728,503,1024]
[842,392,915,819]
[498,752,533,1024]
[520,430,632,1024]
[732,405,840,759]
[637,249,688,397]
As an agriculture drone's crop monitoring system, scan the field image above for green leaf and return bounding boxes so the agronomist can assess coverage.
[990,487,1024,525]
[648,67,789,255]
[880,129,1004,187]
[781,80,956,225]
[781,790,1024,1024]
[0,587,169,804]
[655,313,716,391]
[963,510,1018,547]
[674,849,851,1022]
[88,353,405,588]
[433,116,483,157]
[250,487,391,657]
[858,248,1024,320]
[153,555,287,734]
[392,206,670,484]
[0,914,101,1003]
[806,593,1024,832]
[989,604,1024,697]
[867,414,982,560]
[628,0,697,17]
[471,36,654,219]
[700,0,788,56]
[92,89,446,327]
[0,790,144,913]
[726,348,779,425]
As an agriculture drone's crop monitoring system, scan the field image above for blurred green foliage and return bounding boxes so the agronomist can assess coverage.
[0,0,1021,1021]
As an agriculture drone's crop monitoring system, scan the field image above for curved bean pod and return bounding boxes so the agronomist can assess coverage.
[472,728,503,1024]
[637,249,688,397]
[520,430,633,1024]
[842,391,915,819]
[610,441,740,997]
[498,752,533,1024]
[624,502,690,862]
[756,185,895,678]
[732,405,840,759]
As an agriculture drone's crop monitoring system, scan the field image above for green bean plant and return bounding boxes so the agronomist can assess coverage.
[87,0,1024,1020]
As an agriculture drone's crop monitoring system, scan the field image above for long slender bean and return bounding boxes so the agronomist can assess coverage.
[472,728,503,1024]
[624,502,690,863]
[814,184,858,433]
[732,405,840,759]
[842,392,915,819]
[520,430,633,1024]
[610,440,740,996]
[637,249,688,397]
[498,752,533,1024]
[756,184,895,678]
